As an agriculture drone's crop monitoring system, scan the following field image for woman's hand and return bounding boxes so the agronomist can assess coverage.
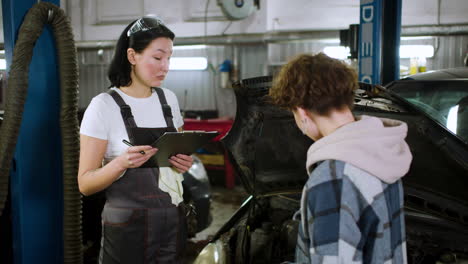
[78,136,158,196]
[169,154,193,173]
[116,145,158,169]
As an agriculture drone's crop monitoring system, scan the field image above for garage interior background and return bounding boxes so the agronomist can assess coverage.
[0,0,468,115]
[1,0,468,263]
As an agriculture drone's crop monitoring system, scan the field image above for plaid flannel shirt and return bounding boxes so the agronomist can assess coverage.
[294,160,407,264]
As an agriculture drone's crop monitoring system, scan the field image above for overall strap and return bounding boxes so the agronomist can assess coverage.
[154,87,175,129]
[108,89,137,143]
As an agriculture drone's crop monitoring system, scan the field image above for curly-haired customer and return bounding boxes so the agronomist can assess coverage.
[270,53,412,264]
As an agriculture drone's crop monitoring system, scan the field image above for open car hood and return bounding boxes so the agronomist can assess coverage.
[222,76,313,195]
[218,75,468,257]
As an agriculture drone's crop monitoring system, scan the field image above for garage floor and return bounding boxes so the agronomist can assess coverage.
[184,185,248,263]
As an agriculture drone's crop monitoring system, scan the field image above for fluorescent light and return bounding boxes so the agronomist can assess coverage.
[0,59,6,70]
[169,57,208,70]
[324,45,434,60]
[173,45,207,50]
[401,36,434,41]
[323,46,350,60]
[400,45,434,58]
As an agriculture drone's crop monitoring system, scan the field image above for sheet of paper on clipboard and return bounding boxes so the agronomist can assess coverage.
[152,131,219,167]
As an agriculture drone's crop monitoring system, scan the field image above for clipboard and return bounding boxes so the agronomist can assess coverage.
[151,131,219,167]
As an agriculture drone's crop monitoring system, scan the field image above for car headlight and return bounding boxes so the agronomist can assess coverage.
[188,155,209,183]
[193,240,227,264]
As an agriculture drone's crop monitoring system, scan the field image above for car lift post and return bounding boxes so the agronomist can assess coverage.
[359,0,402,85]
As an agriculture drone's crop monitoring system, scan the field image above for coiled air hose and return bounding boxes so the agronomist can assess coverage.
[0,2,82,263]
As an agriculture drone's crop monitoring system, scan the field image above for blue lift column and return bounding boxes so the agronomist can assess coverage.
[359,0,402,85]
[2,0,63,263]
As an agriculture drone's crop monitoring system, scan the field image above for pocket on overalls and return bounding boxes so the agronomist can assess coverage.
[101,207,146,264]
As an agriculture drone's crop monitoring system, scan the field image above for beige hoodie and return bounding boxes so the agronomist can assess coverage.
[305,115,413,184]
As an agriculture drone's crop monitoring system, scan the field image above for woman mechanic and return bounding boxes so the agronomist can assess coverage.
[78,16,193,263]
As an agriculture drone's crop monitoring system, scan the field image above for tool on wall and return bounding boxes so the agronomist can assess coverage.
[219,59,232,89]
[217,0,260,21]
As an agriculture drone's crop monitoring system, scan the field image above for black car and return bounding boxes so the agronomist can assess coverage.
[182,154,213,236]
[194,69,468,264]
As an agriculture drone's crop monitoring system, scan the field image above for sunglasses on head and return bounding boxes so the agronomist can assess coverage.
[127,16,164,37]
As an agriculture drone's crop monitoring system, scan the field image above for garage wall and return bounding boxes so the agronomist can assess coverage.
[73,0,468,42]
[78,46,230,112]
[266,34,468,77]
[4,1,468,115]
[77,44,267,118]
[268,41,334,66]
[431,35,468,69]
[76,33,468,113]
[239,44,268,79]
[397,35,468,74]
[4,0,468,43]
[164,46,226,113]
[65,0,267,42]
[78,48,113,109]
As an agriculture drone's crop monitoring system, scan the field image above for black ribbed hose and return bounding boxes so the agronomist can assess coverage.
[0,2,82,263]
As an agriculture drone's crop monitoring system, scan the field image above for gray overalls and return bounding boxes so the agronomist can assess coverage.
[99,88,186,264]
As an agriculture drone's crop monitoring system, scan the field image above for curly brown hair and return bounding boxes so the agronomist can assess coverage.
[269,53,358,115]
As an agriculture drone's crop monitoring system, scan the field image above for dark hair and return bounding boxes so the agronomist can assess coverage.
[108,17,175,88]
[269,53,358,115]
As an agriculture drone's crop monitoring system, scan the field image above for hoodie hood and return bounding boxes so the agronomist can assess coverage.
[306,115,412,184]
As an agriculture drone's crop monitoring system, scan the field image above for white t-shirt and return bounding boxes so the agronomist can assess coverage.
[80,87,184,161]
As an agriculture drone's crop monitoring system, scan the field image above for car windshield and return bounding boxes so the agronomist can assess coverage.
[389,80,468,142]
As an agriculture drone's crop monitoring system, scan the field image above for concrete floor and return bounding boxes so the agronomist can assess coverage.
[184,185,248,263]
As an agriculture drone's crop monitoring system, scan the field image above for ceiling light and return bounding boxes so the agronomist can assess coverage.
[169,57,208,70]
[400,45,434,58]
[0,59,6,70]
[173,45,207,50]
[323,46,350,60]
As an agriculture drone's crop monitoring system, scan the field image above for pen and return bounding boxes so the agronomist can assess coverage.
[122,139,146,155]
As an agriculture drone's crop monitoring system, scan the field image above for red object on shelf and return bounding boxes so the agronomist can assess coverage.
[183,118,235,189]
[183,118,233,141]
